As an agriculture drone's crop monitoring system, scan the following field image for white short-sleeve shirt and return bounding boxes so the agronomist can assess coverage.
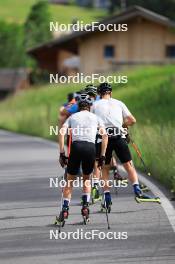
[63,110,105,143]
[91,98,131,129]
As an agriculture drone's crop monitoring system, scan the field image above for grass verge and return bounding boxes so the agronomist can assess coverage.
[0,0,107,24]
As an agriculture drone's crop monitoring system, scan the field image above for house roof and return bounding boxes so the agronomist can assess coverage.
[0,69,28,91]
[28,5,175,55]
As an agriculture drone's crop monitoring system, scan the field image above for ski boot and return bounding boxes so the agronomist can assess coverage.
[54,207,69,227]
[100,192,112,213]
[91,186,102,204]
[81,204,90,225]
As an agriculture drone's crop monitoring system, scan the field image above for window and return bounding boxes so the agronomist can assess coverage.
[166,45,175,58]
[104,45,115,59]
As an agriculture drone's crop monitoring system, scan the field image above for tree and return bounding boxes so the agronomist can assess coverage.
[108,0,175,18]
[24,0,52,49]
[0,21,26,68]
[108,0,127,14]
[127,0,175,19]
[108,0,117,14]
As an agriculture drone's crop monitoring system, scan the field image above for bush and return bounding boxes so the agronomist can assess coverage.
[24,0,52,49]
[0,21,26,67]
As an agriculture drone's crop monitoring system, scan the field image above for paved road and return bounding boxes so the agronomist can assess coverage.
[0,130,174,264]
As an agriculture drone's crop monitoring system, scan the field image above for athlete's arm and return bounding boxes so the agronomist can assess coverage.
[58,106,69,151]
[59,126,67,153]
[99,126,108,156]
[121,102,136,126]
[59,123,69,167]
[123,115,136,126]
[60,103,78,127]
[59,117,70,153]
[59,108,70,127]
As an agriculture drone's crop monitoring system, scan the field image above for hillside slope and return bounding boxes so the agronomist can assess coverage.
[0,65,174,191]
[0,0,106,24]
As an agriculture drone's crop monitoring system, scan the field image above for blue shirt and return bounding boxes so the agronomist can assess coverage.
[66,97,100,115]
[66,103,79,114]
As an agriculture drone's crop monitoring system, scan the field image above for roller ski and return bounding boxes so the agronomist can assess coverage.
[81,204,90,225]
[91,186,102,204]
[135,194,161,204]
[54,207,69,230]
[134,184,161,204]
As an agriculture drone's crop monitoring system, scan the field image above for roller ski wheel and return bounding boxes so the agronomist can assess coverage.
[100,203,105,213]
[54,216,65,227]
[81,205,90,225]
[91,187,102,204]
[54,208,69,227]
[135,194,161,204]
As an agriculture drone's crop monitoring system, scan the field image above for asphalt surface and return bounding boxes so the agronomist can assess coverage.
[0,130,174,264]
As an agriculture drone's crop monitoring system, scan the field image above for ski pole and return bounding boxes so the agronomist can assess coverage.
[100,170,111,230]
[130,137,151,177]
[58,130,72,232]
[105,201,110,230]
[58,172,65,233]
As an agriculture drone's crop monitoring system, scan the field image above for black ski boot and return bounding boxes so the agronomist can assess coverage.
[54,207,69,227]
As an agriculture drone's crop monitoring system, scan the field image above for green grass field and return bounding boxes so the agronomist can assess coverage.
[0,0,107,24]
[0,65,175,192]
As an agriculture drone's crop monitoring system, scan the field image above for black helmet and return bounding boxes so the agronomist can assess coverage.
[77,93,94,108]
[74,89,86,101]
[67,93,74,102]
[98,82,112,94]
[85,84,97,96]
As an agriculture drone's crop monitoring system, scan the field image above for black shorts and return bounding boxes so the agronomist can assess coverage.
[96,136,132,164]
[67,141,96,175]
[96,143,101,160]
